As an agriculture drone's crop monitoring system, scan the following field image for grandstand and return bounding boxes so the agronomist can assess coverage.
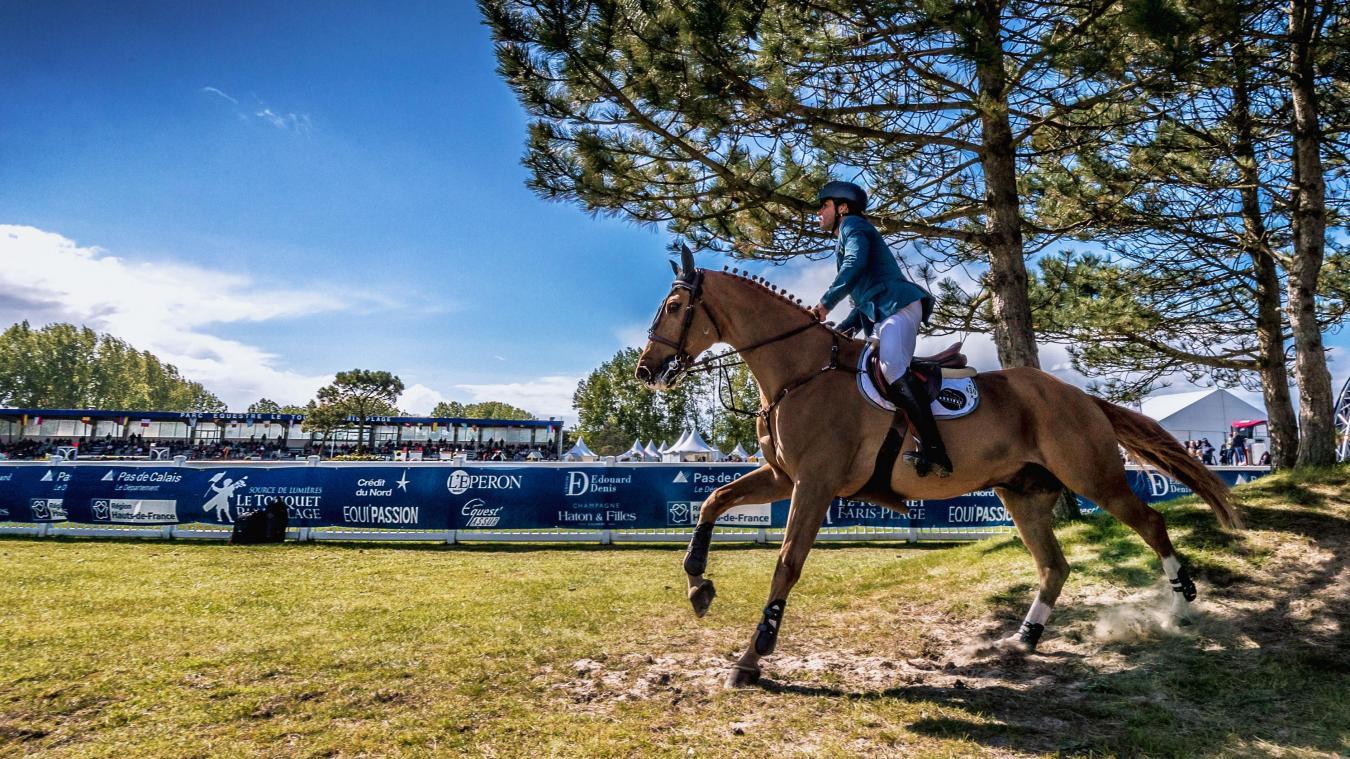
[0,408,563,462]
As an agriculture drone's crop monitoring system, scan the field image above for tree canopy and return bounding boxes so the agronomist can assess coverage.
[0,321,226,412]
[430,400,537,420]
[315,370,406,451]
[571,347,758,455]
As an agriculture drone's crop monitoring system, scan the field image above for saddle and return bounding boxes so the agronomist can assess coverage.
[866,341,977,404]
[848,341,979,503]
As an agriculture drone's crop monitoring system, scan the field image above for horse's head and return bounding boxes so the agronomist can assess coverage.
[636,245,721,390]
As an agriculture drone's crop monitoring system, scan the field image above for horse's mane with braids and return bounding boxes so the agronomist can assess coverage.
[713,266,814,317]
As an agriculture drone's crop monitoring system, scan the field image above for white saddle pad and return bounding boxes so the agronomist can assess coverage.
[857,343,980,419]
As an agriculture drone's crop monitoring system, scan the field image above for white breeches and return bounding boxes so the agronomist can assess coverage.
[876,300,924,385]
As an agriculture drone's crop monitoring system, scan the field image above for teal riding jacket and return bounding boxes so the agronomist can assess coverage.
[821,214,933,337]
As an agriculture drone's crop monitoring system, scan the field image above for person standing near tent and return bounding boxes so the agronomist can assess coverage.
[808,180,949,477]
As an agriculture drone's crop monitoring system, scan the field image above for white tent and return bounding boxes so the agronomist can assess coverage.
[661,431,689,454]
[618,439,647,461]
[643,440,661,460]
[726,443,749,462]
[664,429,722,462]
[563,437,599,461]
[1140,388,1265,447]
[747,449,763,461]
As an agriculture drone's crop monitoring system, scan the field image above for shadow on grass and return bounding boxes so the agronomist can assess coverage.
[751,634,1347,755]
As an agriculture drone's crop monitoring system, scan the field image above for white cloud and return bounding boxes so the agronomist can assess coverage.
[453,375,581,425]
[398,383,446,415]
[614,321,648,350]
[0,225,349,408]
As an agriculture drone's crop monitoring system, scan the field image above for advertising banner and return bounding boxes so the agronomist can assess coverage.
[0,463,1270,531]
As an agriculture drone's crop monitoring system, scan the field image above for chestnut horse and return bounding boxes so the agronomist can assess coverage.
[636,251,1242,687]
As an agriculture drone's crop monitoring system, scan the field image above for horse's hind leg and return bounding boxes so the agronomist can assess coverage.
[1065,475,1196,623]
[683,465,792,618]
[995,481,1070,653]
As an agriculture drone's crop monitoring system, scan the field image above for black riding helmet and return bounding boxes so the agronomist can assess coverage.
[816,180,867,212]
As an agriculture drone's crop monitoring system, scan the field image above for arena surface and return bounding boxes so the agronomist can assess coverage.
[1,467,1346,757]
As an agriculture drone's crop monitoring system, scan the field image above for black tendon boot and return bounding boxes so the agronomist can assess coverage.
[887,373,954,478]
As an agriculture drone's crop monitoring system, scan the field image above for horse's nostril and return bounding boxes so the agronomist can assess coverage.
[635,364,652,382]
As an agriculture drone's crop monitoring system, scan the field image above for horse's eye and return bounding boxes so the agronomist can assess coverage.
[666,301,681,315]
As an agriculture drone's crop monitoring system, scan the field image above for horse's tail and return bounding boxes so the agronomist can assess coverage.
[1091,397,1244,530]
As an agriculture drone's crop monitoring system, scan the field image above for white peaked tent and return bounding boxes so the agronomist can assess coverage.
[664,429,722,462]
[747,449,763,461]
[563,437,599,461]
[618,439,647,461]
[643,440,661,460]
[1140,388,1265,447]
[726,443,750,462]
[662,431,690,454]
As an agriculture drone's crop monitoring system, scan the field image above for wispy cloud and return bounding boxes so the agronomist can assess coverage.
[201,85,312,134]
[200,86,238,105]
[454,375,580,424]
[0,225,356,408]
[254,108,312,134]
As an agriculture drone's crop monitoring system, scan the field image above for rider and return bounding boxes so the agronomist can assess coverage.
[809,181,953,478]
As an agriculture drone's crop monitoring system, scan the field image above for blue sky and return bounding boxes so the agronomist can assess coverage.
[1,1,1344,422]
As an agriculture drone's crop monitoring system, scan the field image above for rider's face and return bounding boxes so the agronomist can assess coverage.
[817,199,846,232]
[816,199,834,231]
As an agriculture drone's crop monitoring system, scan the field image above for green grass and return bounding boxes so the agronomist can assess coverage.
[2,466,1348,757]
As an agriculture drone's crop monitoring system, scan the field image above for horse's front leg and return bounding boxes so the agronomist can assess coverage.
[683,464,792,617]
[727,480,833,688]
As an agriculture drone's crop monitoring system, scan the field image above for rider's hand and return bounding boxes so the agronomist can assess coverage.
[810,303,829,321]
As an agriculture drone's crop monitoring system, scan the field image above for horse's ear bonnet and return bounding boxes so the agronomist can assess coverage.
[679,244,696,283]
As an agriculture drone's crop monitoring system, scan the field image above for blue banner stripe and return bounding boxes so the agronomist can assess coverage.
[0,464,1268,530]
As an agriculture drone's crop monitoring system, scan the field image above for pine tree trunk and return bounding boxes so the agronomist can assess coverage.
[1287,0,1336,466]
[976,0,1040,370]
[1232,43,1299,468]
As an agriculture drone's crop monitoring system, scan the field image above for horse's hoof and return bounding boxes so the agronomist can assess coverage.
[725,665,761,688]
[688,579,717,618]
[997,635,1033,655]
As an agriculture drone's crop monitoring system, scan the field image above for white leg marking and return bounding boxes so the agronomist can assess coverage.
[1162,555,1191,618]
[1025,598,1053,626]
[1162,555,1182,580]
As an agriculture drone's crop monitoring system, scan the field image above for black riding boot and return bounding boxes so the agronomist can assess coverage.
[887,373,953,478]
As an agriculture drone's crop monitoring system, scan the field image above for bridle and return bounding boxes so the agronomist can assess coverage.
[645,269,859,427]
[645,270,718,375]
